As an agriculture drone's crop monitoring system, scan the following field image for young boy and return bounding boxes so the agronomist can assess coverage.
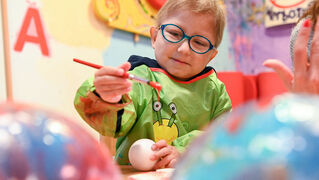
[74,0,232,169]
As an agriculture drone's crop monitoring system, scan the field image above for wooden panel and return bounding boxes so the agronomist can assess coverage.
[0,0,10,101]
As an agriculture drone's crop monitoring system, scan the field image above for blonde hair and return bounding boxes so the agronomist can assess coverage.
[156,0,226,48]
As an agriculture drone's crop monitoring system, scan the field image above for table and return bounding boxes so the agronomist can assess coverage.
[120,165,141,179]
[120,165,174,180]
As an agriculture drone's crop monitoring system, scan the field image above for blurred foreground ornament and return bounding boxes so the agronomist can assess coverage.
[0,102,121,180]
[172,94,319,180]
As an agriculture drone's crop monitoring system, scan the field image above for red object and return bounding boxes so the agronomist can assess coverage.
[270,0,306,9]
[73,58,103,69]
[149,81,162,92]
[217,71,287,108]
[146,0,166,10]
[303,19,311,27]
[217,72,245,108]
[243,75,258,101]
[257,72,287,102]
[149,81,162,102]
[227,116,244,134]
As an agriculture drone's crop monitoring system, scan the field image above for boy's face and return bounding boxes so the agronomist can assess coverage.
[150,10,217,81]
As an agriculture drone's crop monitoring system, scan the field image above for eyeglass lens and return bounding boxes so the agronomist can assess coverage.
[162,24,212,54]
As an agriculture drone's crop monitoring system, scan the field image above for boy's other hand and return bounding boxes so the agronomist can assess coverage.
[150,140,180,169]
[94,62,132,103]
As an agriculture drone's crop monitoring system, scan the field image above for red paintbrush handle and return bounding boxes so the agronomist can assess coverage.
[73,58,103,69]
[73,58,131,78]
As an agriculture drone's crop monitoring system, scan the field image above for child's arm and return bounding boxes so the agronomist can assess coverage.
[74,76,133,137]
[74,63,138,137]
[211,81,232,119]
[172,130,203,153]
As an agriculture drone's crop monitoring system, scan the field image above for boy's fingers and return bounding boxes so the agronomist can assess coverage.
[153,160,166,170]
[95,66,124,77]
[294,19,312,76]
[153,154,173,169]
[101,95,122,104]
[168,159,177,168]
[94,76,131,85]
[150,145,172,161]
[99,86,131,97]
[151,149,166,160]
[118,62,131,73]
[263,59,293,90]
[152,140,167,150]
[96,83,132,92]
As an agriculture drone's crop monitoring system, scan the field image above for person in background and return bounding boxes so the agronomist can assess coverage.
[74,0,232,169]
[264,0,319,94]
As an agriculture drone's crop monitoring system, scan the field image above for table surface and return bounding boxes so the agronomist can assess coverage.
[120,165,174,180]
[120,165,140,179]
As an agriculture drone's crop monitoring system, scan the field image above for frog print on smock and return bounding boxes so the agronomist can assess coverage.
[152,100,179,145]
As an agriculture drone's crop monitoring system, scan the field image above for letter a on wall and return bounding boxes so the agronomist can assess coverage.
[14,7,49,56]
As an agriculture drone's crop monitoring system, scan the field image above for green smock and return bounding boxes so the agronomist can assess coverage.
[74,55,232,165]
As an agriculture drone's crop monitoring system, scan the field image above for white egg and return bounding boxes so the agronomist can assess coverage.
[128,138,157,171]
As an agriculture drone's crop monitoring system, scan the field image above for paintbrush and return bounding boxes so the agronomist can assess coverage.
[73,58,162,91]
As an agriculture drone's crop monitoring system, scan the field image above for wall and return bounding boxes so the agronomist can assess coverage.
[224,0,311,74]
[5,0,113,137]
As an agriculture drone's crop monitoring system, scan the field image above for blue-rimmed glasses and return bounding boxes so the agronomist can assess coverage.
[160,24,215,54]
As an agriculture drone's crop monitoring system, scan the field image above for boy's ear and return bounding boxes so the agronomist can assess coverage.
[210,49,218,60]
[150,26,158,49]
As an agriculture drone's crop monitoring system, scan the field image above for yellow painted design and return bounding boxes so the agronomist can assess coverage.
[41,0,112,49]
[94,0,120,22]
[93,0,158,37]
[153,119,178,145]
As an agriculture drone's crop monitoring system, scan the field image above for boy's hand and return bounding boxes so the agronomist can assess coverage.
[94,62,132,103]
[150,140,180,169]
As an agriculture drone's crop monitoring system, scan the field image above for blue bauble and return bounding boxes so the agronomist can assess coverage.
[0,102,121,180]
[172,94,319,180]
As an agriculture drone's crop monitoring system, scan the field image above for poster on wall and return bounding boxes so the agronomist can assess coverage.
[265,0,313,28]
